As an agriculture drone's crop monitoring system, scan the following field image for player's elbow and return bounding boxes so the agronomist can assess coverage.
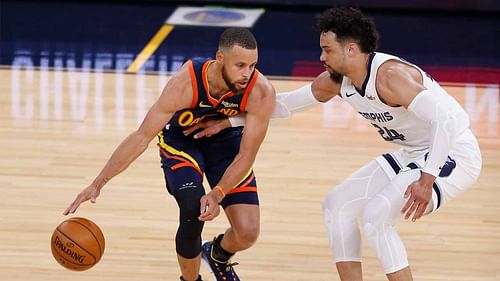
[311,73,337,102]
[440,113,466,140]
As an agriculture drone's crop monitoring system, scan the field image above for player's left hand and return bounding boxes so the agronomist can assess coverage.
[401,173,435,222]
[63,184,101,215]
[183,118,231,139]
[198,192,221,221]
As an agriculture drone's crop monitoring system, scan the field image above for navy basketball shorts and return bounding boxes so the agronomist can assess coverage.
[158,127,259,208]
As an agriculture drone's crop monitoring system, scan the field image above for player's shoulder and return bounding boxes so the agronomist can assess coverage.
[243,71,276,112]
[376,60,420,90]
[157,61,195,109]
[377,59,407,77]
[165,61,195,93]
[251,71,276,99]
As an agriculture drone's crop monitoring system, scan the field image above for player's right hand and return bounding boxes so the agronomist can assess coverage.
[198,192,221,221]
[63,185,101,215]
[183,118,231,139]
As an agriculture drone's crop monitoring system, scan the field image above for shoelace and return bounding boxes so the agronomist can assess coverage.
[215,261,239,274]
[223,261,239,272]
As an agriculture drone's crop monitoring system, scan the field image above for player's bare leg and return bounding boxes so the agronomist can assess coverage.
[336,261,363,281]
[387,266,413,281]
[200,204,260,281]
[222,204,260,252]
[177,254,201,281]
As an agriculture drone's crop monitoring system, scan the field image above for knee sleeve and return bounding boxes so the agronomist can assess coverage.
[322,187,362,262]
[361,191,409,273]
[360,170,421,273]
[322,160,394,263]
[174,183,205,259]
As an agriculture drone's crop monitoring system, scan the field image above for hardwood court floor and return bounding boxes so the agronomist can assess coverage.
[0,68,499,280]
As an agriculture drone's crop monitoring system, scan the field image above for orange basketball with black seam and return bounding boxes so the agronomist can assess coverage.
[51,217,105,271]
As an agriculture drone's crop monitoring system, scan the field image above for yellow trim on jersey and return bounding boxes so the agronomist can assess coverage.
[157,131,201,170]
[127,25,175,73]
[234,168,253,188]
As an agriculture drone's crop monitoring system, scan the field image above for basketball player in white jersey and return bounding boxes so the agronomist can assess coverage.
[182,7,482,281]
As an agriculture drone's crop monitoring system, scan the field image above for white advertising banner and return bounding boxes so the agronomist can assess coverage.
[166,6,264,27]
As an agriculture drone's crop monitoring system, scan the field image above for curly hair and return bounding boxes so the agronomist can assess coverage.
[316,7,379,53]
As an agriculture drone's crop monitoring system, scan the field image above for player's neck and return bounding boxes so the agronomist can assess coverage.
[348,53,370,90]
[207,62,230,99]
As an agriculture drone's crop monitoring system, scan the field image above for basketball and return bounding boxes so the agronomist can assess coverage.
[51,217,105,271]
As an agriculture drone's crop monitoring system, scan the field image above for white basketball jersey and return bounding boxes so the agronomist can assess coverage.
[340,52,470,159]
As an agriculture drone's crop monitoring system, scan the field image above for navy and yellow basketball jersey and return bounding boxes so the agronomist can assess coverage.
[157,59,261,207]
[167,59,260,130]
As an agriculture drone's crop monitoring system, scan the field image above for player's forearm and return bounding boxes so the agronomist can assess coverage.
[408,90,456,177]
[424,118,452,176]
[215,153,256,195]
[92,131,150,189]
[228,83,321,126]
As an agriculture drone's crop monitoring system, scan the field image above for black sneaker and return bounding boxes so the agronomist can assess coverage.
[200,240,240,281]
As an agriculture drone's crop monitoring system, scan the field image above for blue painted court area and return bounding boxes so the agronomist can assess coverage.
[1,0,499,83]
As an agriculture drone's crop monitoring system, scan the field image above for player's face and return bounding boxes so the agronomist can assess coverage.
[219,45,258,92]
[319,31,347,79]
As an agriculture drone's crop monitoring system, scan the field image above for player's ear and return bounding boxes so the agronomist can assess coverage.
[216,50,224,63]
[346,42,357,57]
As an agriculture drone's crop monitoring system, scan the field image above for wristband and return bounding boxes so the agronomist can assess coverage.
[214,186,225,199]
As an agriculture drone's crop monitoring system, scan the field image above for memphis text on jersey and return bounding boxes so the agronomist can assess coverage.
[358,110,406,141]
[358,111,394,123]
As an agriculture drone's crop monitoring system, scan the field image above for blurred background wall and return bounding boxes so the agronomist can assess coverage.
[1,0,499,83]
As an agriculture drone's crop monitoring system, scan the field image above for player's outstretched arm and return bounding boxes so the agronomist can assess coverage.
[64,64,194,215]
[183,71,340,139]
[199,76,276,221]
[228,71,339,124]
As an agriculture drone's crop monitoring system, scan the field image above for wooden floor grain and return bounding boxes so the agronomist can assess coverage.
[1,68,499,280]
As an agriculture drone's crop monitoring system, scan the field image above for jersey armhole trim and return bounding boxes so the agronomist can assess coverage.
[240,70,260,112]
[187,60,199,108]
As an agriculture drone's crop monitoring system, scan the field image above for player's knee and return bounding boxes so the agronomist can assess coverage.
[176,220,204,258]
[176,214,204,259]
[361,198,389,238]
[363,221,378,242]
[362,208,385,243]
[323,187,339,211]
[234,224,260,247]
[322,196,334,232]
[322,186,344,218]
[174,183,205,258]
[176,208,204,258]
[178,203,204,240]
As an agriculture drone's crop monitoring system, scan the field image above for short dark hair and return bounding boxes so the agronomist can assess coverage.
[316,7,379,53]
[218,28,257,50]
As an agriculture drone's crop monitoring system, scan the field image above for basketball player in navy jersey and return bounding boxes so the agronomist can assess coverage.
[183,8,482,281]
[63,28,276,281]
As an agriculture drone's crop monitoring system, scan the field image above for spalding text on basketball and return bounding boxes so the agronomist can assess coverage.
[54,236,86,263]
